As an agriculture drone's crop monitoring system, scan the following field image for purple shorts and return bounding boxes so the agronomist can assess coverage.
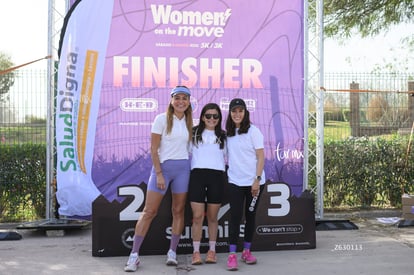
[147,159,190,194]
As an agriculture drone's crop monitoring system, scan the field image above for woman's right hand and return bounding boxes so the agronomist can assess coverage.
[156,173,166,190]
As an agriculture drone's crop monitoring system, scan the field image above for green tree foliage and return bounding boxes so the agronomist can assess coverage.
[0,52,15,102]
[323,0,414,38]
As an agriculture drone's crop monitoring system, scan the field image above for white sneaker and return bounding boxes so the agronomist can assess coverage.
[124,252,140,272]
[166,249,178,266]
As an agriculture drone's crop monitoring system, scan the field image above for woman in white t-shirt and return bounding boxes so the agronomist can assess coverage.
[124,86,193,272]
[225,98,265,271]
[188,103,226,265]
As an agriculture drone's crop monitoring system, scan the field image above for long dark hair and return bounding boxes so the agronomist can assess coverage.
[193,103,226,149]
[226,107,251,137]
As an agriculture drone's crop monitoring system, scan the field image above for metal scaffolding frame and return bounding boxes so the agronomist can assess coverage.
[46,0,69,220]
[304,0,324,219]
[45,0,325,220]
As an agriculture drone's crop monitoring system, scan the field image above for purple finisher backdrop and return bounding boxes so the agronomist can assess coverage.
[96,0,304,208]
[58,0,311,255]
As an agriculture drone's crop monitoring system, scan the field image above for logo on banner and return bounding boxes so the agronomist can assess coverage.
[121,228,136,249]
[150,4,231,38]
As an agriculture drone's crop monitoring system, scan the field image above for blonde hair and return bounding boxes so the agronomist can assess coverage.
[166,102,193,142]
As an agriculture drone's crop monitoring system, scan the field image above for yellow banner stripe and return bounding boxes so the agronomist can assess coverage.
[77,50,98,174]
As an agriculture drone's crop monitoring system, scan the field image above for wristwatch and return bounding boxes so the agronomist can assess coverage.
[256,175,262,181]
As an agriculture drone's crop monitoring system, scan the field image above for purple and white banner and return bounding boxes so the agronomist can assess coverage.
[56,0,113,216]
[57,0,304,218]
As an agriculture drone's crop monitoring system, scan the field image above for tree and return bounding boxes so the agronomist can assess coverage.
[0,52,15,102]
[371,36,414,73]
[367,95,389,123]
[323,0,414,38]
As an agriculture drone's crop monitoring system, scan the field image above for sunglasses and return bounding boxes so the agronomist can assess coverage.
[204,113,219,119]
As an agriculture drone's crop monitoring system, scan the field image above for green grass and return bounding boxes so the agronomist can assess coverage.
[308,120,352,142]
[310,120,403,141]
[324,121,351,140]
[0,125,46,144]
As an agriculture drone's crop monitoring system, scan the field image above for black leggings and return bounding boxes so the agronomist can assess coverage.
[228,183,264,245]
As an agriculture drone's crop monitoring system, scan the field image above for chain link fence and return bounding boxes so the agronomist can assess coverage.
[0,69,48,144]
[312,72,414,139]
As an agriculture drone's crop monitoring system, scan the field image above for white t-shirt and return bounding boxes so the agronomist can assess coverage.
[151,112,190,163]
[227,124,265,186]
[190,129,226,171]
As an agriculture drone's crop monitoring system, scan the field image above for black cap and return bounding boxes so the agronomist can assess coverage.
[229,98,246,110]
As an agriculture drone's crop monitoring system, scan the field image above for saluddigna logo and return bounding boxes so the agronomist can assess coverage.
[58,51,78,172]
[150,4,232,37]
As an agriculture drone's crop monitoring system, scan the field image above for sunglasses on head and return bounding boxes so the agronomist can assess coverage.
[204,114,219,119]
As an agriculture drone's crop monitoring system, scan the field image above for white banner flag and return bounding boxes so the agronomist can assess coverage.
[56,0,114,216]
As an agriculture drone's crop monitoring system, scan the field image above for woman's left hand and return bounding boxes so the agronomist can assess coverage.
[251,181,260,197]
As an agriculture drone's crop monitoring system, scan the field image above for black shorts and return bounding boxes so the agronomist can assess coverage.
[188,168,225,204]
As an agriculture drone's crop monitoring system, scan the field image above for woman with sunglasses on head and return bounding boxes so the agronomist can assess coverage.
[188,103,227,265]
[225,98,265,271]
[124,86,193,272]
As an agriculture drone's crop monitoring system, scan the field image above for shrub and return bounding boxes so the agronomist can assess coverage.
[320,136,414,208]
[0,144,46,222]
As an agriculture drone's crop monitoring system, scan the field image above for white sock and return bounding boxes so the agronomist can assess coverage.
[193,241,200,252]
[209,241,216,252]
